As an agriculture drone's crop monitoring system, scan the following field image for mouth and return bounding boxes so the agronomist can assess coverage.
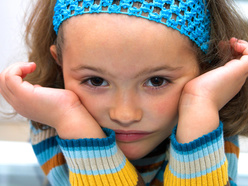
[114,130,152,142]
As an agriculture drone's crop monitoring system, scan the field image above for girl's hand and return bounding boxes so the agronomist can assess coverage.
[0,62,105,139]
[177,38,248,143]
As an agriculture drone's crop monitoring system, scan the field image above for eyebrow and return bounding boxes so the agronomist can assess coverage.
[71,64,183,78]
[134,65,182,78]
[71,65,108,74]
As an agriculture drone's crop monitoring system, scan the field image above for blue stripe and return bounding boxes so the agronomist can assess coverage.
[36,146,62,165]
[229,180,237,186]
[56,128,116,148]
[61,143,118,159]
[224,135,239,147]
[226,153,238,181]
[171,122,223,153]
[69,158,127,175]
[170,135,223,162]
[169,157,226,179]
[47,165,70,186]
[59,139,117,154]
[32,136,58,155]
[171,130,223,156]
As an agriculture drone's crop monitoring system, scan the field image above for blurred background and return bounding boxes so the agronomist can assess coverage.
[0,0,248,185]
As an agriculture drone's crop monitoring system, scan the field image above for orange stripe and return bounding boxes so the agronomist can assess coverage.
[41,153,66,175]
[224,141,240,158]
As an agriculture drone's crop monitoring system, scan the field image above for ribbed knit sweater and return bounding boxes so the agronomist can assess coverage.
[30,122,239,185]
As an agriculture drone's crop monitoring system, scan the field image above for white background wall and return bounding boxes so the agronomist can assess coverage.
[0,0,248,117]
[0,1,34,118]
[0,1,31,71]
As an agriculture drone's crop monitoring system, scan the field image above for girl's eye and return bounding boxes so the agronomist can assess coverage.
[83,77,108,87]
[145,77,169,88]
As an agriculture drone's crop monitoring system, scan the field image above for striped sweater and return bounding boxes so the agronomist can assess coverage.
[30,122,239,185]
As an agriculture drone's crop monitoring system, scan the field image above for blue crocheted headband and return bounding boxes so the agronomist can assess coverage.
[53,0,211,53]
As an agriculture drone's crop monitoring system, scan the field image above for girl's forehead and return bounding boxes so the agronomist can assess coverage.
[61,14,199,72]
[63,13,192,50]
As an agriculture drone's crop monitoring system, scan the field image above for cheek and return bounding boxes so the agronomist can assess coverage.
[150,93,180,118]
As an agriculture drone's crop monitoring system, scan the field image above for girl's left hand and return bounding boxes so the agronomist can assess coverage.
[177,38,248,143]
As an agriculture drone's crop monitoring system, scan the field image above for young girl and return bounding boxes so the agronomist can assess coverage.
[1,0,248,185]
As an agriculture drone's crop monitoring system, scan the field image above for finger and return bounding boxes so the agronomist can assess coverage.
[238,42,248,55]
[4,63,36,94]
[0,62,39,119]
[0,62,36,91]
[0,63,36,107]
[1,62,35,77]
[230,38,248,55]
[7,62,36,79]
[20,62,36,79]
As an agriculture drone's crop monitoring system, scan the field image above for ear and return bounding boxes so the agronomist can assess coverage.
[50,45,61,66]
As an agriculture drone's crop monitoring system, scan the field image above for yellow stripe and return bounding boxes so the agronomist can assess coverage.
[164,161,228,186]
[69,159,138,186]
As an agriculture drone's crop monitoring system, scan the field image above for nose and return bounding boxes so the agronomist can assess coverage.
[109,93,142,126]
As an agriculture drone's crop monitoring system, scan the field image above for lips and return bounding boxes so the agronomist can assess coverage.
[114,130,151,142]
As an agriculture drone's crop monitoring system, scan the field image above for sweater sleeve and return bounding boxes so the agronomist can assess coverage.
[224,135,239,186]
[164,122,239,186]
[30,125,141,186]
[30,125,70,185]
[56,128,139,185]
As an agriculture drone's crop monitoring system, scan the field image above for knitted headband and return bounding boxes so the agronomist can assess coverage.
[53,0,211,53]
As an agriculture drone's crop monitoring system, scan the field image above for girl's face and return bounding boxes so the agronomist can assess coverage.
[56,14,200,160]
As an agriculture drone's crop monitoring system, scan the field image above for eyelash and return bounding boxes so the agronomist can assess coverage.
[144,76,171,90]
[81,77,108,88]
[81,76,171,90]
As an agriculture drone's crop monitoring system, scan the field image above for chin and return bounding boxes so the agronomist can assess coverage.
[124,151,145,160]
[117,141,151,160]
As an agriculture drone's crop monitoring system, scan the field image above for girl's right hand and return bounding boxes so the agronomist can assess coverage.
[0,62,106,139]
[177,38,248,143]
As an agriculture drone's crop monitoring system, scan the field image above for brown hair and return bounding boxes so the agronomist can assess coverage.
[25,0,248,137]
